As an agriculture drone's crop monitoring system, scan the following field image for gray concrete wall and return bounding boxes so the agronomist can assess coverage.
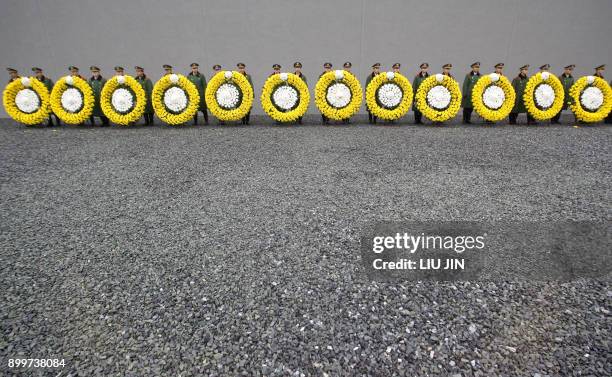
[1,0,610,117]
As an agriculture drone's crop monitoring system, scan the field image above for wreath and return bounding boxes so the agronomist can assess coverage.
[315,70,363,121]
[205,71,254,122]
[365,72,413,121]
[3,77,51,125]
[152,74,200,125]
[414,74,461,122]
[523,72,564,121]
[50,75,95,124]
[261,73,310,122]
[569,76,612,123]
[101,75,146,125]
[471,73,516,122]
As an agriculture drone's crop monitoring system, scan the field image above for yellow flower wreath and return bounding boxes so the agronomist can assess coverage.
[205,71,254,122]
[3,77,51,125]
[415,74,461,122]
[315,70,363,121]
[152,74,200,125]
[365,72,413,121]
[260,73,310,123]
[569,76,612,123]
[100,75,146,125]
[50,76,95,124]
[471,73,516,122]
[523,72,565,121]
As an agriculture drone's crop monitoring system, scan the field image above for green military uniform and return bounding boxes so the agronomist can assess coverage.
[320,62,333,124]
[412,63,430,124]
[551,65,575,124]
[237,63,253,125]
[366,63,381,124]
[87,66,109,125]
[135,66,154,125]
[32,67,60,126]
[606,79,612,124]
[293,62,307,124]
[187,63,208,124]
[509,65,534,124]
[462,62,481,124]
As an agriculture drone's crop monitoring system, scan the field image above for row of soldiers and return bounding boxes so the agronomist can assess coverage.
[6,62,611,126]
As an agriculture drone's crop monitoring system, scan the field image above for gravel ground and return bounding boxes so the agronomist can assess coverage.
[1,116,610,376]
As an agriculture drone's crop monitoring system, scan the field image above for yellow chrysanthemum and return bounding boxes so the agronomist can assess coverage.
[415,74,461,122]
[523,72,565,121]
[50,76,95,125]
[205,71,254,122]
[365,72,413,121]
[472,73,516,122]
[3,77,51,125]
[100,75,146,125]
[315,70,362,121]
[260,73,310,123]
[569,76,612,123]
[152,74,200,125]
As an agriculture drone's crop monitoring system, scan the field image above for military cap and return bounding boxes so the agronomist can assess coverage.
[343,61,352,68]
[519,64,529,70]
[494,63,504,69]
[236,62,246,68]
[595,64,605,70]
[6,67,17,73]
[31,67,43,72]
[272,64,281,70]
[471,62,480,68]
[392,63,400,69]
[323,62,332,68]
[372,62,381,68]
[564,64,575,70]
[442,63,452,69]
[68,66,79,71]
[114,66,124,72]
[213,64,221,70]
[293,62,302,68]
[134,66,144,70]
[420,62,429,69]
[539,64,550,70]
[90,66,100,71]
[163,64,173,69]
[190,63,199,68]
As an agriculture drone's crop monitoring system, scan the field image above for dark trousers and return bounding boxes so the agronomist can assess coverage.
[509,113,535,124]
[414,110,423,124]
[47,113,61,126]
[297,116,303,124]
[321,115,328,124]
[143,113,154,125]
[241,111,250,125]
[90,115,109,126]
[194,108,209,125]
[368,111,377,124]
[463,108,473,123]
[606,110,612,124]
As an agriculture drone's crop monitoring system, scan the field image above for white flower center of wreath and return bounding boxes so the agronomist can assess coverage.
[377,83,403,108]
[111,88,134,113]
[272,85,298,110]
[534,84,555,109]
[482,85,505,110]
[15,88,40,113]
[61,87,83,113]
[326,82,351,108]
[163,86,188,112]
[216,83,240,109]
[427,85,451,110]
[580,86,604,111]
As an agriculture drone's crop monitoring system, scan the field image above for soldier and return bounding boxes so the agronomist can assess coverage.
[69,65,86,80]
[320,62,333,124]
[494,63,504,76]
[187,62,208,125]
[551,64,575,124]
[270,63,281,77]
[212,64,222,75]
[163,64,173,76]
[114,66,124,75]
[343,61,352,73]
[442,63,453,78]
[412,63,430,124]
[539,64,550,73]
[510,65,535,125]
[462,62,481,124]
[32,67,61,127]
[6,67,19,83]
[237,63,253,125]
[135,66,154,125]
[594,64,605,79]
[392,63,401,74]
[88,66,109,126]
[293,62,307,124]
[365,63,381,124]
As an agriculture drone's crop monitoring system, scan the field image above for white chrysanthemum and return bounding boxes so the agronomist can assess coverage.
[580,86,604,111]
[482,85,505,110]
[534,84,555,109]
[163,86,188,112]
[61,87,83,113]
[326,82,351,108]
[427,85,451,110]
[111,88,134,113]
[15,88,40,113]
[377,83,403,108]
[272,85,299,110]
[216,83,240,109]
